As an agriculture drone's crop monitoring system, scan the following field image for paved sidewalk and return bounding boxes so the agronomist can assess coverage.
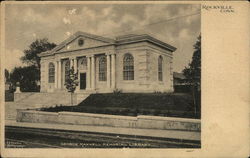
[5,120,200,141]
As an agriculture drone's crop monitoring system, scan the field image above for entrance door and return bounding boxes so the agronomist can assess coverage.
[80,73,86,90]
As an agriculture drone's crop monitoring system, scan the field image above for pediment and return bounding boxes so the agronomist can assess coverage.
[51,31,115,53]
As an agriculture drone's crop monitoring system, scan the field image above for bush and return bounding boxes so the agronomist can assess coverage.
[113,89,122,94]
[5,90,14,102]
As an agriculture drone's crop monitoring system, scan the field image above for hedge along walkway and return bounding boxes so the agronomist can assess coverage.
[40,93,200,119]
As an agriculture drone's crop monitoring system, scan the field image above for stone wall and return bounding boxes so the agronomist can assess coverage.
[147,48,173,92]
[16,110,201,131]
[115,42,174,93]
[137,115,200,131]
[116,44,149,92]
[14,93,36,102]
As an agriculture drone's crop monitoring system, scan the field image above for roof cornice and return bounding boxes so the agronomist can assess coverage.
[115,34,176,52]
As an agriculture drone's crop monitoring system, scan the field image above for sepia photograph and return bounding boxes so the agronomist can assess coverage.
[3,2,201,149]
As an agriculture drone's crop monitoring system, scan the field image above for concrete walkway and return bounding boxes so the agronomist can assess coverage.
[5,120,200,141]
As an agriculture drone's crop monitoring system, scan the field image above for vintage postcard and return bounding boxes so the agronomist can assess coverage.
[0,1,249,158]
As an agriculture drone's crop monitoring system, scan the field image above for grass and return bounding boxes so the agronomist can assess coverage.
[40,93,201,119]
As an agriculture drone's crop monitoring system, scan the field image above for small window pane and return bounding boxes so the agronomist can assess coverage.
[65,60,70,83]
[158,56,163,81]
[99,56,107,81]
[48,63,55,83]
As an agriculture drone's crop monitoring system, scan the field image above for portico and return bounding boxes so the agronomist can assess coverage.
[50,53,116,92]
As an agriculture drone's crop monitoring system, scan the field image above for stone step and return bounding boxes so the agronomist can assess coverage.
[14,92,90,107]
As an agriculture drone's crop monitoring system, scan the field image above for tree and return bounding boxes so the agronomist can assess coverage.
[64,66,79,106]
[9,38,56,92]
[5,69,10,83]
[9,65,40,92]
[21,38,56,69]
[183,35,201,117]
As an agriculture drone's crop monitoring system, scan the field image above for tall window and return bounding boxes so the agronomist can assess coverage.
[158,56,163,81]
[123,53,134,80]
[48,62,55,83]
[65,60,70,83]
[99,56,107,81]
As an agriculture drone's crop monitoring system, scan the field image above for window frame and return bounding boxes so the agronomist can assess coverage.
[158,55,163,81]
[64,60,70,83]
[123,53,134,81]
[99,56,107,81]
[48,62,55,83]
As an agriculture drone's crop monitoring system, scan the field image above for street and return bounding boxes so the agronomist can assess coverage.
[5,126,200,148]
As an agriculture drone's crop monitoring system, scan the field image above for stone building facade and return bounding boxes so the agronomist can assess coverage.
[39,31,176,93]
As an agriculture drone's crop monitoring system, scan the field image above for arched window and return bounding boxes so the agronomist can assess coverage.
[99,56,107,81]
[123,53,134,80]
[65,60,70,83]
[158,56,163,81]
[48,62,55,83]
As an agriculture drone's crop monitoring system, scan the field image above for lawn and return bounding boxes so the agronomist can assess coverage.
[40,92,201,119]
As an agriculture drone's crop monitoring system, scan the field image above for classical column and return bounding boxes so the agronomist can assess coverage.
[74,57,77,72]
[86,56,91,90]
[111,53,116,89]
[54,61,58,89]
[170,59,174,90]
[73,57,79,92]
[58,60,62,89]
[91,55,96,90]
[70,58,73,69]
[106,54,111,88]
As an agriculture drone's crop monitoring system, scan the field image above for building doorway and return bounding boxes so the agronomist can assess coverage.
[80,73,86,90]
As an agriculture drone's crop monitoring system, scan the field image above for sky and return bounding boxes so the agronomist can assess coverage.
[5,3,200,72]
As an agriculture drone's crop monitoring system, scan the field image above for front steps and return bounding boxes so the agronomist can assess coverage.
[14,92,90,107]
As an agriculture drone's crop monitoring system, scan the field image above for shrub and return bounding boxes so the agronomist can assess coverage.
[5,90,14,102]
[39,93,200,119]
[153,110,161,116]
[113,89,122,94]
